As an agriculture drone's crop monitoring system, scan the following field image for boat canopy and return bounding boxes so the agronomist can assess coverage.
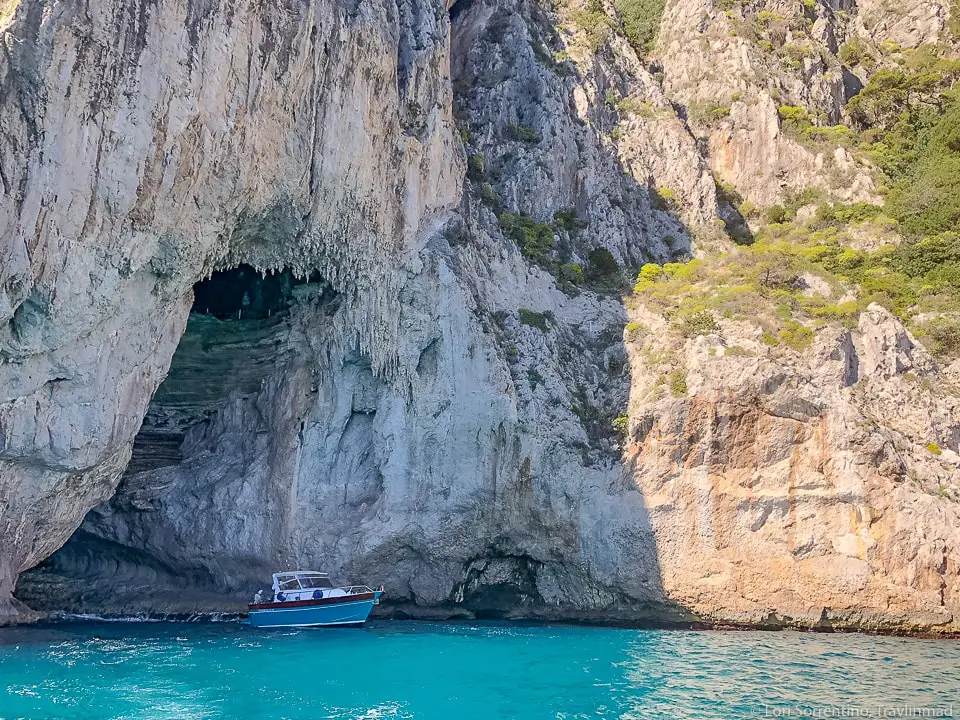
[272,571,334,592]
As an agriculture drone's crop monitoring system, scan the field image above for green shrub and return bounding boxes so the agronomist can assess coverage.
[915,315,960,358]
[782,43,813,62]
[846,58,960,137]
[467,153,485,181]
[559,263,585,284]
[888,233,960,277]
[499,212,555,264]
[625,320,646,339]
[588,247,620,275]
[527,367,544,389]
[508,122,540,144]
[804,124,854,145]
[568,8,612,51]
[634,262,664,291]
[663,260,704,281]
[779,321,814,352]
[669,368,688,397]
[756,10,781,27]
[819,201,882,225]
[838,37,871,67]
[518,308,551,331]
[679,310,719,337]
[657,186,677,204]
[765,205,789,224]
[884,103,960,237]
[879,39,901,54]
[688,100,732,126]
[614,0,667,56]
[778,105,812,133]
[611,415,629,437]
[616,95,657,117]
[927,442,943,455]
[479,183,501,208]
[554,209,584,233]
[586,248,622,289]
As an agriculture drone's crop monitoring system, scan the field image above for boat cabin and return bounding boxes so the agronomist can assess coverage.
[270,571,349,603]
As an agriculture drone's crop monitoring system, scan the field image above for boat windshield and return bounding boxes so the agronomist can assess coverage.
[273,572,334,590]
[277,577,303,591]
[297,575,334,589]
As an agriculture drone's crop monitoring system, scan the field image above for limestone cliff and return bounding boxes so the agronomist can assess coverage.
[0,0,461,617]
[2,0,959,633]
[625,302,960,631]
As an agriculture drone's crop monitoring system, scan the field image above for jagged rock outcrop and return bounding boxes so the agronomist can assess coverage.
[651,0,947,205]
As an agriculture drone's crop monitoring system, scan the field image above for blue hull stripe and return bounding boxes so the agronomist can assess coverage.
[248,598,376,628]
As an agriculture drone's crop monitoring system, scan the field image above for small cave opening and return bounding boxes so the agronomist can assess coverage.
[126,264,333,474]
[191,264,325,320]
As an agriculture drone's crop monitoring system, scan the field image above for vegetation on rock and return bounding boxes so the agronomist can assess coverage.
[519,308,552,331]
[614,0,667,56]
[499,212,556,265]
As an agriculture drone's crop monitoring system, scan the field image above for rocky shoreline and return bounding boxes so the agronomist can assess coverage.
[10,607,960,640]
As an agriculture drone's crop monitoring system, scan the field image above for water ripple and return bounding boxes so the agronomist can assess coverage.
[0,623,957,720]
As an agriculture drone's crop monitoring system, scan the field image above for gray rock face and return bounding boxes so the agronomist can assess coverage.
[1,0,461,618]
[15,0,697,623]
[22,251,681,621]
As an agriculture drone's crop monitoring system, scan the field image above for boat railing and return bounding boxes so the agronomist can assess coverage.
[341,585,377,595]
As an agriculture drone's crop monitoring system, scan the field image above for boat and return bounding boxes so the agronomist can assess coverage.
[247,570,384,628]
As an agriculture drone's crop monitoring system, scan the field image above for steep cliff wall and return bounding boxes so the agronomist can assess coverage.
[12,0,699,624]
[624,301,960,631]
[3,0,959,632]
[0,0,461,617]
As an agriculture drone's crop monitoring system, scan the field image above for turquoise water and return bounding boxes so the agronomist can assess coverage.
[1,621,958,720]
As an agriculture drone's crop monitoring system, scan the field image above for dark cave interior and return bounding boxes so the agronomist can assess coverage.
[191,264,325,319]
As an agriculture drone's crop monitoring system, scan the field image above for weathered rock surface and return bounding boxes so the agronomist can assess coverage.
[652,0,947,205]
[13,0,695,624]
[1,0,461,618]
[624,303,960,632]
